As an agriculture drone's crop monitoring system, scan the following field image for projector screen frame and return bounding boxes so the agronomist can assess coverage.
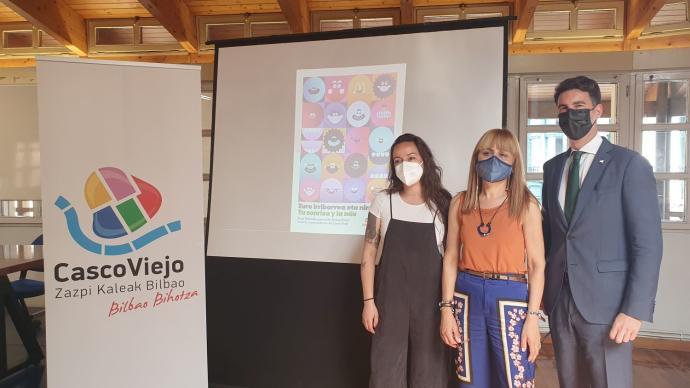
[204,17,512,387]
[204,17,512,253]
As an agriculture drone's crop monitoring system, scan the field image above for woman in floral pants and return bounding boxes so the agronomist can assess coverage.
[439,129,546,388]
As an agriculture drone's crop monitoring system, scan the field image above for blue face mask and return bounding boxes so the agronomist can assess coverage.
[476,156,513,183]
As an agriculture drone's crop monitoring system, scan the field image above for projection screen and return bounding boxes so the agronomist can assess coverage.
[207,19,508,263]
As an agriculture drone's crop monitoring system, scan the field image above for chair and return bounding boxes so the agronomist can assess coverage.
[11,235,45,320]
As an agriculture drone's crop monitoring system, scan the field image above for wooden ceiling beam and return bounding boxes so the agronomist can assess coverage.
[625,0,666,41]
[510,41,625,55]
[400,0,414,24]
[0,53,214,68]
[137,0,198,53]
[511,34,690,55]
[0,0,87,56]
[0,57,35,68]
[277,0,310,33]
[512,0,538,44]
[630,33,690,51]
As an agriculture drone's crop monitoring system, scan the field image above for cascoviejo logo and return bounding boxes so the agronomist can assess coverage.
[55,167,181,256]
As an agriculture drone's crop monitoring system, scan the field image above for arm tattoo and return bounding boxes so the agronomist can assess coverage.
[365,213,380,246]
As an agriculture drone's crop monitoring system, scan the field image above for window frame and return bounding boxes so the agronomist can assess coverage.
[0,22,70,55]
[518,73,631,204]
[633,71,690,229]
[644,0,690,36]
[415,4,511,23]
[526,0,624,42]
[198,13,291,51]
[311,8,400,32]
[87,18,184,54]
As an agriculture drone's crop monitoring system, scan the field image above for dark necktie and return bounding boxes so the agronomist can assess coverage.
[564,151,583,224]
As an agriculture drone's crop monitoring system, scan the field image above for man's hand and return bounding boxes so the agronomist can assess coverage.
[609,313,641,344]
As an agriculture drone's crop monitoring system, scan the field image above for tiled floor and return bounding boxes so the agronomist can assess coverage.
[536,338,690,387]
[2,312,689,388]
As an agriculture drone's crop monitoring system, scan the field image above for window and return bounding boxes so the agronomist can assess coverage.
[527,1,624,42]
[651,1,688,26]
[520,75,626,203]
[645,1,690,36]
[198,14,291,50]
[0,200,41,219]
[139,25,177,45]
[312,9,399,32]
[38,30,61,47]
[88,19,184,53]
[635,73,690,225]
[360,17,394,29]
[416,5,509,23]
[206,23,245,41]
[3,30,32,48]
[95,26,135,46]
[422,14,459,23]
[533,11,571,32]
[0,23,69,54]
[320,19,354,32]
[250,21,291,37]
[577,9,616,30]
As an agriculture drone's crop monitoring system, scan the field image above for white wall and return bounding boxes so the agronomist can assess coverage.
[0,83,40,199]
[0,74,43,307]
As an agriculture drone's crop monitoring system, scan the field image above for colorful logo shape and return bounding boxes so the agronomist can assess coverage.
[55,167,181,256]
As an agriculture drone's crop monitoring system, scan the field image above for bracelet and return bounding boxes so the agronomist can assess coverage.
[527,310,542,317]
[438,300,454,311]
[363,297,374,302]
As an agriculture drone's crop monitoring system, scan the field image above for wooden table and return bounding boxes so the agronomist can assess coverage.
[0,245,44,378]
[0,245,43,276]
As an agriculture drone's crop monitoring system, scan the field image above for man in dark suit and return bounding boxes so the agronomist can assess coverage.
[541,76,663,388]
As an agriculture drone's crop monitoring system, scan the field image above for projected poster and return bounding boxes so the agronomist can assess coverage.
[291,64,406,235]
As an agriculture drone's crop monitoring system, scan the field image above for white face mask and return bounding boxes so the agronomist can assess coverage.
[395,161,424,186]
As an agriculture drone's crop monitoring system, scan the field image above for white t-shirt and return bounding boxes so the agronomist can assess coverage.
[368,191,445,264]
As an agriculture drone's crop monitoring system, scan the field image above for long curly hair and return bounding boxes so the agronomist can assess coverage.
[386,133,452,245]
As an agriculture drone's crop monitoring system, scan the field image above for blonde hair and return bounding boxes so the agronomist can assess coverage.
[462,128,534,220]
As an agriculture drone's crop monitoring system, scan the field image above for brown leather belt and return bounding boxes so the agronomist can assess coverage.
[462,268,528,283]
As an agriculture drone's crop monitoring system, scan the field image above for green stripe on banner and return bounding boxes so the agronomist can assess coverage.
[116,198,146,232]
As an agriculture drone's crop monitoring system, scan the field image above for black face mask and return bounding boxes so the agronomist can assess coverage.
[558,108,594,140]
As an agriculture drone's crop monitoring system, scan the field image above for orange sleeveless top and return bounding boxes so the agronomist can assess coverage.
[458,195,527,274]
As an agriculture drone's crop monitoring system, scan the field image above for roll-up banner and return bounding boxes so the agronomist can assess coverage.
[37,57,207,388]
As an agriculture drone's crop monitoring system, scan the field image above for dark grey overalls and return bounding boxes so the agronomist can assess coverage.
[370,195,449,388]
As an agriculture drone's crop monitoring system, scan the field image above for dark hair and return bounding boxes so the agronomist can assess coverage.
[387,133,452,246]
[553,76,601,106]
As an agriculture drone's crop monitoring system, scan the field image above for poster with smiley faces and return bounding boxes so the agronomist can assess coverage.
[291,64,406,235]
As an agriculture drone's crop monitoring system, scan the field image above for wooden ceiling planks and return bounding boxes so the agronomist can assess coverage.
[2,0,690,67]
[63,0,152,19]
[414,0,515,6]
[0,3,25,22]
[308,0,399,11]
[184,0,282,15]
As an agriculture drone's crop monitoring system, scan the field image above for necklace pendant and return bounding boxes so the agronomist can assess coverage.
[477,223,492,237]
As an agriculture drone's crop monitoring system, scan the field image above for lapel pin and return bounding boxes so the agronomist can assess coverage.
[599,159,605,164]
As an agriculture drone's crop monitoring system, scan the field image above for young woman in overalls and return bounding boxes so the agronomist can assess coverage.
[440,129,546,388]
[360,133,452,388]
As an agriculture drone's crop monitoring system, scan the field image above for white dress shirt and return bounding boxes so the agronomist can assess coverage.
[558,135,604,211]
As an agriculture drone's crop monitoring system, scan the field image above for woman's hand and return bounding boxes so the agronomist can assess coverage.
[362,300,379,334]
[521,315,542,362]
[440,308,461,348]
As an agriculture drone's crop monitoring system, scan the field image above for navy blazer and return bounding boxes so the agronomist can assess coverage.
[542,137,663,324]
